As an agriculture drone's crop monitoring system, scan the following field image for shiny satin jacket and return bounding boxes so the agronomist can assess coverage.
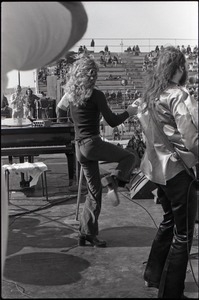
[136,86,198,185]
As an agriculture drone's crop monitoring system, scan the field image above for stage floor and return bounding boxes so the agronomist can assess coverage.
[2,154,198,299]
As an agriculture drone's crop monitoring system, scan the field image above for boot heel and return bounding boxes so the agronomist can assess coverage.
[78,236,86,246]
[144,280,159,289]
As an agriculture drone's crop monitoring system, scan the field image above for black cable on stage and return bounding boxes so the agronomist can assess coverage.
[9,202,79,233]
[119,191,159,229]
[9,194,77,218]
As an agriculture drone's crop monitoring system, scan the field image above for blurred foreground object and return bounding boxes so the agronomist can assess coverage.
[1,1,88,275]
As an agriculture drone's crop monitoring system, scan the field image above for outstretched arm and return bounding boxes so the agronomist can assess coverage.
[97,92,138,127]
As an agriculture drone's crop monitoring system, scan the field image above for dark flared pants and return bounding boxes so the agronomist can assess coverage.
[75,136,137,236]
[144,170,197,298]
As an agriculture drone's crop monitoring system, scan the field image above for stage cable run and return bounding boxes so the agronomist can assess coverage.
[7,188,198,289]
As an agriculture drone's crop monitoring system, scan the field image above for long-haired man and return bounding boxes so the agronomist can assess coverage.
[135,46,198,298]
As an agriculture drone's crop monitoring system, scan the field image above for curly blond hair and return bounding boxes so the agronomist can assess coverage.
[62,54,99,106]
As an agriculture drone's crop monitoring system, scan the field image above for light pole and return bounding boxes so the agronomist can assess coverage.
[34,69,39,94]
[18,70,20,86]
[120,40,123,53]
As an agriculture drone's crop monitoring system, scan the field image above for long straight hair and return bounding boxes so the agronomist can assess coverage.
[142,46,188,108]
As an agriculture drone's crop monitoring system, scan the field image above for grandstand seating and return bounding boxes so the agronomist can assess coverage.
[37,50,197,139]
[94,52,146,96]
[38,51,198,106]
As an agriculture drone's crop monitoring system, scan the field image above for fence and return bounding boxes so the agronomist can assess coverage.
[72,38,198,53]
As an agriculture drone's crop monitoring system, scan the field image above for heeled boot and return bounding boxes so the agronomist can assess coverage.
[78,234,107,247]
[101,175,120,206]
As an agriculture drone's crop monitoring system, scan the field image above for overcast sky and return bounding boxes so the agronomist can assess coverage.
[6,1,198,89]
[82,1,198,39]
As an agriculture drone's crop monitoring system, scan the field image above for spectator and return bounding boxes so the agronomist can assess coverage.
[133,90,139,100]
[144,54,149,64]
[121,79,128,86]
[110,90,116,101]
[100,54,106,67]
[112,126,120,140]
[1,94,12,118]
[125,126,146,159]
[160,45,164,52]
[135,45,140,56]
[142,62,147,72]
[147,51,153,62]
[104,90,109,98]
[181,45,186,54]
[193,60,198,72]
[118,123,126,138]
[188,62,193,72]
[78,45,84,54]
[132,46,136,55]
[105,52,112,64]
[112,55,118,66]
[116,90,123,101]
[186,45,192,55]
[104,45,109,53]
[10,85,26,118]
[194,87,198,101]
[90,39,95,48]
[83,45,88,53]
[155,45,160,55]
[24,88,40,118]
[125,89,131,100]
[188,86,195,96]
[39,92,50,119]
[193,45,198,59]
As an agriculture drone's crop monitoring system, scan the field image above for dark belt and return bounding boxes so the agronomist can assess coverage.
[77,135,100,145]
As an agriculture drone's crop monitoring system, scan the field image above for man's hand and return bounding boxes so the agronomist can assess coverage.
[126,103,138,117]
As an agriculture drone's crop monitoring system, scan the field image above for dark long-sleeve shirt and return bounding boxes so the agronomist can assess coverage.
[70,88,129,140]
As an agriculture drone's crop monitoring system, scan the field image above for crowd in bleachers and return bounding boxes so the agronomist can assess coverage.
[37,44,198,103]
[104,88,141,107]
[105,74,122,80]
[38,58,70,85]
[177,44,198,60]
[78,45,89,54]
[38,47,124,86]
[142,45,198,72]
[99,52,122,67]
[125,45,141,56]
[125,116,146,158]
[35,44,198,150]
